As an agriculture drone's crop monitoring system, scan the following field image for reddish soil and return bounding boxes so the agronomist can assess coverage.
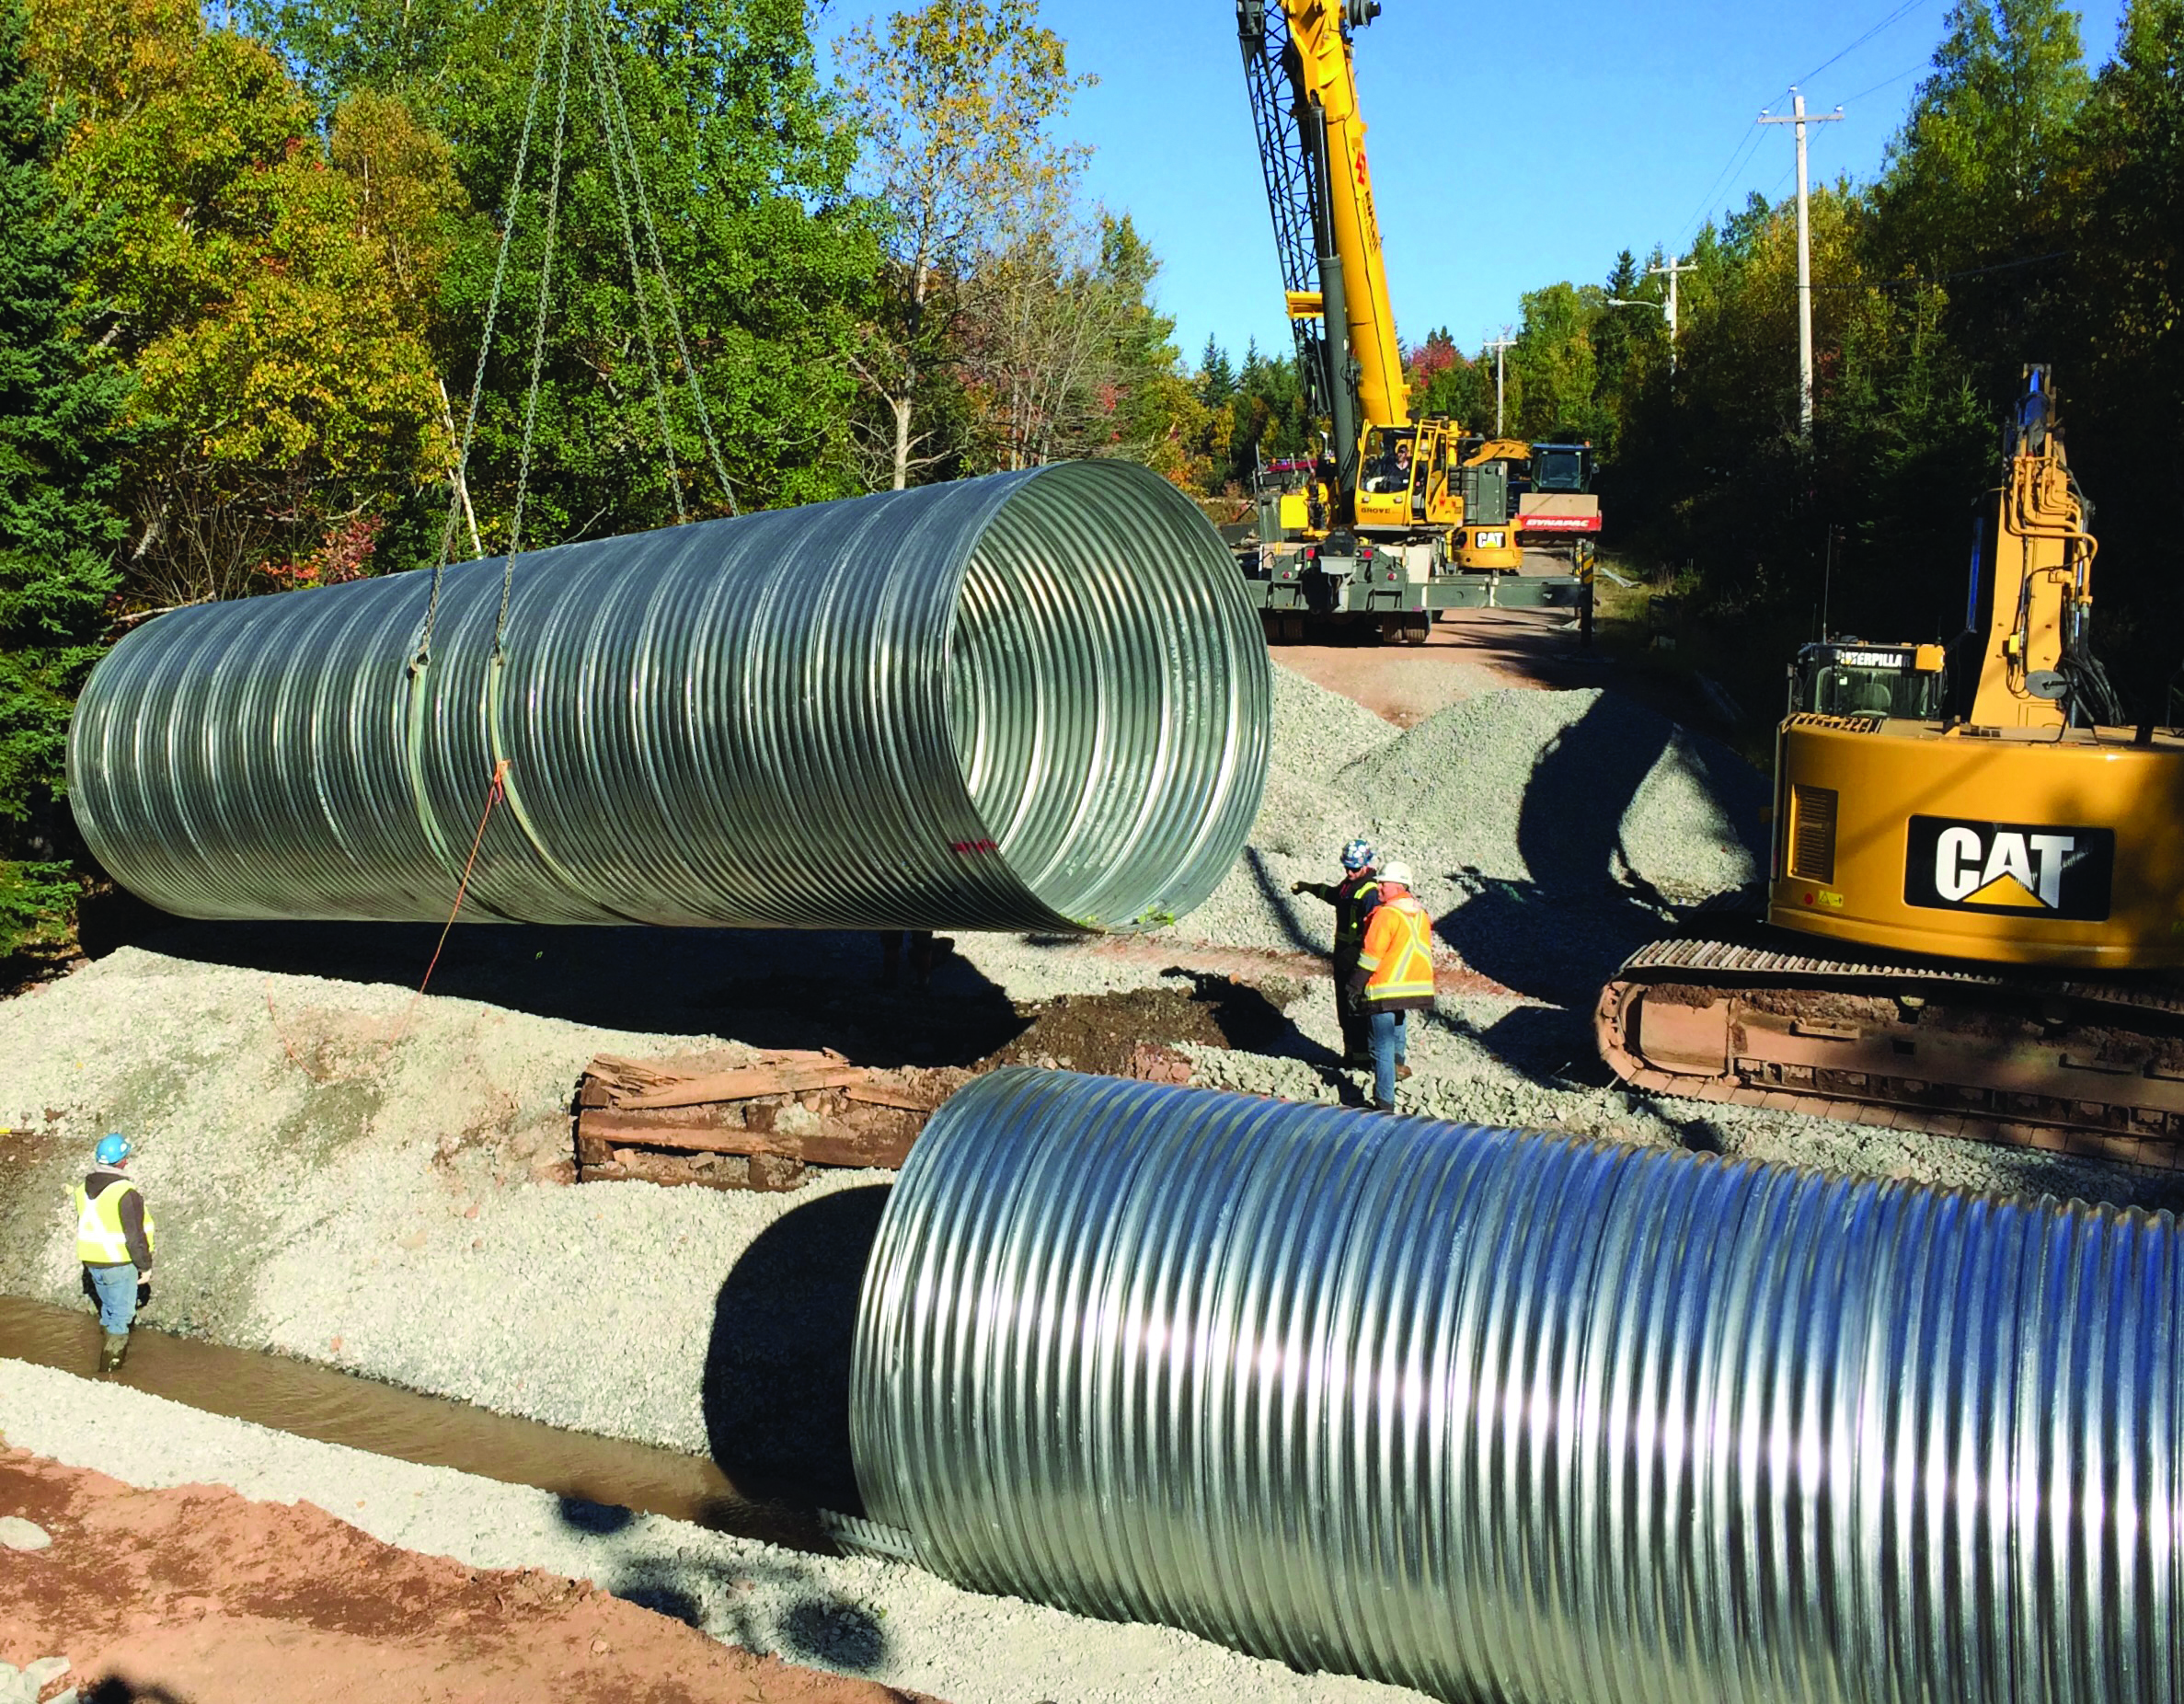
[0,1448,936,1704]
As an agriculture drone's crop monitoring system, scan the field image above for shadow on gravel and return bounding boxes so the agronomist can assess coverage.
[85,1683,192,1703]
[1435,695,1685,1078]
[704,1185,891,1515]
[599,1548,894,1676]
[114,917,1029,1065]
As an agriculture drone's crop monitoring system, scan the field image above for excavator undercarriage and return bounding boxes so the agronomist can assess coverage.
[1599,925,2184,1168]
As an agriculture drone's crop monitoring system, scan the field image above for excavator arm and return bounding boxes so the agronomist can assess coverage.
[1236,0,1408,499]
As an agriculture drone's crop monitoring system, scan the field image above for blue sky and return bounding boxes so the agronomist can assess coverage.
[816,0,2131,370]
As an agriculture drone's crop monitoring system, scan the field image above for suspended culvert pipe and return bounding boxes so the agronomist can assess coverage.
[68,463,1269,932]
[851,1069,2182,1704]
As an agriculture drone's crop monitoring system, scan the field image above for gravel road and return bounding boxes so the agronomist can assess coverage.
[2,661,2175,1699]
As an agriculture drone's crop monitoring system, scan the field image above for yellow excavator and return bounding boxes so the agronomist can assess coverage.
[1235,0,1587,640]
[1599,367,2184,1157]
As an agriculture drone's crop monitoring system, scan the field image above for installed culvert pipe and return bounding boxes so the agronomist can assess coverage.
[67,462,1269,931]
[851,1069,2182,1704]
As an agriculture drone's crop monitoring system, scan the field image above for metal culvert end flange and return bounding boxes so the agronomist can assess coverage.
[851,1067,2184,1704]
[65,463,1270,932]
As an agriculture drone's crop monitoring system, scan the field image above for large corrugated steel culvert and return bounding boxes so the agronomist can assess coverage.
[68,462,1269,932]
[851,1069,2182,1704]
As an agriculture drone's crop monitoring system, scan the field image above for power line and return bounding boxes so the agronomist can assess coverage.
[1793,0,1931,88]
[1672,0,1937,249]
[1838,58,1930,106]
[1803,250,2070,292]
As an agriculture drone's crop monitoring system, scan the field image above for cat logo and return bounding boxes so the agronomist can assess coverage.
[1902,815,2114,921]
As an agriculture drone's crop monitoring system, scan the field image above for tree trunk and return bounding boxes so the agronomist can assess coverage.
[891,384,914,491]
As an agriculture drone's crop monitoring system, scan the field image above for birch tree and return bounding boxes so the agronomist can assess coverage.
[839,0,1086,489]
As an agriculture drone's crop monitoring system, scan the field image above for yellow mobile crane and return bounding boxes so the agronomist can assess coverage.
[1599,368,2184,1156]
[1235,0,1587,641]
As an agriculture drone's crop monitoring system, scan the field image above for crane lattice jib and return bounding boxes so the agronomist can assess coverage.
[1237,2,1330,422]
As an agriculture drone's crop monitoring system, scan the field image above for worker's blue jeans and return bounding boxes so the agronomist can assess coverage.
[86,1263,138,1333]
[1368,1009,1407,1110]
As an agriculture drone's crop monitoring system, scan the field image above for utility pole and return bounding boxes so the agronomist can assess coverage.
[1646,255,1696,375]
[1485,326,1515,435]
[1758,87,1842,437]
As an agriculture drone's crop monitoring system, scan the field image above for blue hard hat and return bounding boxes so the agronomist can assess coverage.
[1340,838,1376,871]
[96,1134,132,1166]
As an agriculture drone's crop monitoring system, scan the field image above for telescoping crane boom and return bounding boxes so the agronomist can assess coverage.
[1233,1,1591,641]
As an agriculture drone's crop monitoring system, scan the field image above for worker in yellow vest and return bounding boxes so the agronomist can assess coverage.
[75,1133,154,1373]
[1347,861,1435,1112]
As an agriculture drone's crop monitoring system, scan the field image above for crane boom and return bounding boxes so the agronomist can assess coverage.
[1236,0,1408,486]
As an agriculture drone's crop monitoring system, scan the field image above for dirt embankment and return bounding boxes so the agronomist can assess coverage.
[0,1447,934,1704]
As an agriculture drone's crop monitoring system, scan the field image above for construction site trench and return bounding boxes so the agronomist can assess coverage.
[7,646,2184,1704]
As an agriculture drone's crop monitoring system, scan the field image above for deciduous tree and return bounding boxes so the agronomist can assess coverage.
[839,0,1087,489]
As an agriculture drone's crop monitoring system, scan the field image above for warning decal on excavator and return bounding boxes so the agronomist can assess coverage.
[1903,816,2113,920]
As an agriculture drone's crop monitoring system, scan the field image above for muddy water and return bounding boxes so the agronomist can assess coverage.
[0,1294,828,1551]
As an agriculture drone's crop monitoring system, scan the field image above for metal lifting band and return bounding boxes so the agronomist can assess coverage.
[67,463,1270,933]
[851,1069,2182,1704]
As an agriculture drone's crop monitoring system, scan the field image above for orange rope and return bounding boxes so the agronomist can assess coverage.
[387,758,511,1048]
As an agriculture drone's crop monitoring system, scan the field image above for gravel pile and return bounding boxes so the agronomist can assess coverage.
[1172,667,1766,959]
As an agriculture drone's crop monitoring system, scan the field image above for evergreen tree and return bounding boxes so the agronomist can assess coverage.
[1197,335,1235,406]
[0,0,125,848]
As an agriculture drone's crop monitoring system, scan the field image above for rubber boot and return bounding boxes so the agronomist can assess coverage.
[98,1331,129,1374]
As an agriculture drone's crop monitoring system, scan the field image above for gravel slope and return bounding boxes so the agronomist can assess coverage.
[1172,667,1766,963]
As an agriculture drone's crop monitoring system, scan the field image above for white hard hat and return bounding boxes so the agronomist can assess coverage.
[1379,860,1415,888]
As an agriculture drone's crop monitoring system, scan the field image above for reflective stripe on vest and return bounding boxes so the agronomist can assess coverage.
[75,1180,151,1264]
[1360,897,1435,1003]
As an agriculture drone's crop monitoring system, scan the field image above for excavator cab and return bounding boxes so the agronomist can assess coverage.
[1788,640,1947,720]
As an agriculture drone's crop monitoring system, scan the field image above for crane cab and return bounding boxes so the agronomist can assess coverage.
[1353,421,1461,541]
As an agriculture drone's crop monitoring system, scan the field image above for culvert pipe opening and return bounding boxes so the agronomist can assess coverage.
[67,462,1270,933]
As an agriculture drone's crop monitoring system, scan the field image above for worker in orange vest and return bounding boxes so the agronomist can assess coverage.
[1346,861,1434,1111]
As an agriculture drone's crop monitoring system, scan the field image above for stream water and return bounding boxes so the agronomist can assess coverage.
[0,1293,827,1551]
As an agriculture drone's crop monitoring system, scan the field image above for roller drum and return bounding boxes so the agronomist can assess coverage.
[67,462,1269,933]
[851,1069,2182,1704]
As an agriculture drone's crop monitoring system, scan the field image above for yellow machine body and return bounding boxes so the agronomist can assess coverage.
[1768,367,2184,969]
[1353,421,1462,537]
[1772,718,2184,968]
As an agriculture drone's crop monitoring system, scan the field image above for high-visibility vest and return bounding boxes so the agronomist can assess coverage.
[75,1179,154,1265]
[1357,895,1435,1005]
[1331,876,1381,953]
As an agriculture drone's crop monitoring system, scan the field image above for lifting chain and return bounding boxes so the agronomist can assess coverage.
[412,0,739,674]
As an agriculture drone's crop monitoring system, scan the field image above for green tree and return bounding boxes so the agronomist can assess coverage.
[254,0,877,529]
[0,0,125,880]
[840,0,1088,489]
[28,0,449,604]
[1881,0,2090,271]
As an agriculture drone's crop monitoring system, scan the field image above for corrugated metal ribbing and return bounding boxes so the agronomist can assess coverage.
[851,1069,2182,1704]
[68,462,1269,932]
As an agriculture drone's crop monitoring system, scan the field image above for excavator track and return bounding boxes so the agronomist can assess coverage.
[1597,926,2184,1171]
